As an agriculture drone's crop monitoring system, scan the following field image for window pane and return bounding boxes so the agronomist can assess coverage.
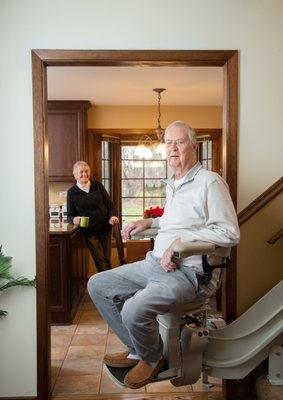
[144,197,164,209]
[202,141,208,158]
[104,141,109,159]
[202,160,208,170]
[122,198,143,217]
[104,160,110,179]
[122,179,143,197]
[122,215,141,228]
[102,141,105,158]
[145,180,166,196]
[208,141,212,158]
[122,160,143,178]
[208,160,212,170]
[145,161,167,178]
[103,179,110,194]
[121,145,138,159]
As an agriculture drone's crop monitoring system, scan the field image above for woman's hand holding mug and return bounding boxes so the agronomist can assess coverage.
[73,216,81,225]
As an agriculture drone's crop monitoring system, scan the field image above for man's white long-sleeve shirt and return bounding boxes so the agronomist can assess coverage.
[152,162,240,273]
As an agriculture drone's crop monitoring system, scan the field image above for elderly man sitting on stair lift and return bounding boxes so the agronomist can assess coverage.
[87,120,240,389]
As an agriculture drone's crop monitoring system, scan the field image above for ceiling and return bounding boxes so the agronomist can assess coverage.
[47,66,223,106]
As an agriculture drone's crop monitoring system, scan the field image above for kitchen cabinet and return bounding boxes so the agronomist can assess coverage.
[48,100,91,182]
[49,224,88,324]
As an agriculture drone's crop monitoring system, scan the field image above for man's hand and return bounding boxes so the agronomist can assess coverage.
[109,216,119,225]
[122,218,153,240]
[73,216,81,225]
[160,238,181,272]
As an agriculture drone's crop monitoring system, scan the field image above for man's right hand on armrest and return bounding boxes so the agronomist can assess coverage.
[122,218,153,240]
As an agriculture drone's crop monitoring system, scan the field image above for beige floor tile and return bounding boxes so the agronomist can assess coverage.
[192,374,222,392]
[51,346,69,361]
[51,333,73,348]
[75,323,108,335]
[60,357,104,376]
[71,333,108,346]
[80,301,97,311]
[52,374,101,395]
[72,310,84,324]
[105,332,126,353]
[66,344,106,360]
[51,360,63,390]
[99,365,145,393]
[79,311,105,325]
[51,324,77,335]
[146,379,192,393]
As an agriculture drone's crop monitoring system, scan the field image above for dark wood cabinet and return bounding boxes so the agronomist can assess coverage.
[49,227,88,324]
[48,100,91,181]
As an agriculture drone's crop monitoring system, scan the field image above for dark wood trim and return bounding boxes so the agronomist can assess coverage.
[238,177,283,226]
[112,142,122,220]
[32,49,238,400]
[33,49,237,66]
[32,51,50,399]
[267,228,283,244]
[221,51,238,327]
[88,128,222,137]
[48,100,91,110]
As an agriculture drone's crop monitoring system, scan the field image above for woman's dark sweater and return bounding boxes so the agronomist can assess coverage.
[67,181,116,235]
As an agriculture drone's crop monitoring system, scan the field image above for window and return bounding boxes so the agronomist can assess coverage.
[102,140,110,194]
[121,145,168,225]
[98,129,221,225]
[198,139,213,170]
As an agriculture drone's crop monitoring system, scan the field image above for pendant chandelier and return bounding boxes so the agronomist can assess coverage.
[136,88,166,159]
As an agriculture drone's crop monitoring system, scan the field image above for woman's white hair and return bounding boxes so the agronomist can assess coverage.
[73,161,90,174]
[164,120,197,145]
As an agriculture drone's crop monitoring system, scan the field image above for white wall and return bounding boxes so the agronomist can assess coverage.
[1,0,283,396]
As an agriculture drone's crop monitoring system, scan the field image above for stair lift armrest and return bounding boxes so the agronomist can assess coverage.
[130,228,159,240]
[172,241,231,286]
[171,241,216,260]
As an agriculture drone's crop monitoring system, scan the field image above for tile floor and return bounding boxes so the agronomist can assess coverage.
[51,293,222,399]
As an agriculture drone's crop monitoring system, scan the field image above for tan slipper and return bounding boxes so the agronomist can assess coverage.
[103,350,139,368]
[124,358,165,389]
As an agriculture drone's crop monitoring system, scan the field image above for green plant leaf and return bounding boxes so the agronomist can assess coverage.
[0,255,14,280]
[0,277,36,292]
[0,310,8,318]
[0,246,36,318]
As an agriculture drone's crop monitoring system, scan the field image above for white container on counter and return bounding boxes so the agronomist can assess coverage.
[49,204,60,218]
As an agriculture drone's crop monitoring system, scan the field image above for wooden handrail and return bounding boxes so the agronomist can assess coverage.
[238,177,283,226]
[267,228,283,244]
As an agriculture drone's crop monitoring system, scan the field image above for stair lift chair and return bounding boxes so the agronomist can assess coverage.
[107,227,231,387]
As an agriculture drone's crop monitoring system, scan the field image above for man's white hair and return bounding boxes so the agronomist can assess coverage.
[73,161,90,174]
[164,120,197,145]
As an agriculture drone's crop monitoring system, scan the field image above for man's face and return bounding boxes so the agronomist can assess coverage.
[74,166,90,185]
[165,126,197,171]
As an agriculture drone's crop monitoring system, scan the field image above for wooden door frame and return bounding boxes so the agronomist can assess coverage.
[31,49,238,400]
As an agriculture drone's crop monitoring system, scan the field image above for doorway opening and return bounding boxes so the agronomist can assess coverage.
[32,49,238,399]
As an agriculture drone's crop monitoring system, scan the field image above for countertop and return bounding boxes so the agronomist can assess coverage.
[49,218,79,235]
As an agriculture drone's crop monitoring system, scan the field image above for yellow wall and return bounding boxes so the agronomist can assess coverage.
[88,105,222,129]
[237,192,283,314]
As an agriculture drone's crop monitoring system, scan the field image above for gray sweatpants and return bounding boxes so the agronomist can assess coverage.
[87,251,212,363]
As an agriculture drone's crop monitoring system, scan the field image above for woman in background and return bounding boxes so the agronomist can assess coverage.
[67,161,119,271]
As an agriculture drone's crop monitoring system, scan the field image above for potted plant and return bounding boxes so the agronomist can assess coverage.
[0,245,36,318]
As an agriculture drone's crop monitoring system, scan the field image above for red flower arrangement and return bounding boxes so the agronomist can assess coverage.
[144,206,164,218]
